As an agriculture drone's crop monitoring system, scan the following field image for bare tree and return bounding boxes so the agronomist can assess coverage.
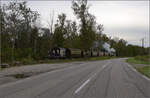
[47,10,55,34]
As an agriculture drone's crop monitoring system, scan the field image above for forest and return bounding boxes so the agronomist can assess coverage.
[0,0,149,63]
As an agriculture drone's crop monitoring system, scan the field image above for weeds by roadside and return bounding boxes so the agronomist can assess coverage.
[126,55,150,78]
[1,56,116,70]
[136,66,150,78]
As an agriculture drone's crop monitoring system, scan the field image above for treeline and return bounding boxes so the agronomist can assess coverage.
[0,0,149,63]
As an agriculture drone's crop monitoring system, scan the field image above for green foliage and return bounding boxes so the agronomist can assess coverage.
[53,27,65,47]
[1,1,39,63]
[52,13,66,47]
[72,0,96,50]
[64,20,79,48]
[1,48,13,63]
[21,57,36,65]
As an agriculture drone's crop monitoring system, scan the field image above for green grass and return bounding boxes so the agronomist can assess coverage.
[136,66,150,78]
[126,55,150,78]
[40,56,115,64]
[126,58,149,65]
[1,56,116,69]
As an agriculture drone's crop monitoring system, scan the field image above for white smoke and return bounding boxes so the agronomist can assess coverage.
[103,42,110,52]
[103,42,115,53]
[110,48,115,53]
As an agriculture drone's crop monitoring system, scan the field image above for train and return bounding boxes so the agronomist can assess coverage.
[48,47,101,59]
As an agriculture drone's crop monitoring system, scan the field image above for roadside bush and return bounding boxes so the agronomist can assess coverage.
[1,48,13,63]
[21,57,36,65]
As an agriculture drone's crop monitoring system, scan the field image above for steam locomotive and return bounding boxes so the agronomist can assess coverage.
[48,47,100,59]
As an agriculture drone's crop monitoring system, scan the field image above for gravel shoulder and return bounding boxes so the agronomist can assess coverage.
[0,62,84,85]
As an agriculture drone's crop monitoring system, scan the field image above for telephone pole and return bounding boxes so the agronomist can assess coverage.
[141,38,144,48]
[140,37,146,55]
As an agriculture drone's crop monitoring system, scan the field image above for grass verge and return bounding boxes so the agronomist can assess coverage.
[126,57,149,65]
[26,56,116,65]
[45,56,115,64]
[136,66,150,78]
[1,56,116,69]
[126,55,150,78]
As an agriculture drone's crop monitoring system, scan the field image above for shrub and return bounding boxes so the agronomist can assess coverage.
[21,57,36,65]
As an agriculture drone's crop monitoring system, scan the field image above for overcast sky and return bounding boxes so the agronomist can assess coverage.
[2,0,149,47]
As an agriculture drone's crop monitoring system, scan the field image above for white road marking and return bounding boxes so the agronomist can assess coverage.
[102,64,107,68]
[126,63,150,81]
[74,78,91,94]
[74,62,110,94]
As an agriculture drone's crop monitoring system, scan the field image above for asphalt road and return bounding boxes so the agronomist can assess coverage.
[0,58,150,98]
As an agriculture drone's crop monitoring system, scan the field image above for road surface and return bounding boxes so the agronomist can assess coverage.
[0,58,150,98]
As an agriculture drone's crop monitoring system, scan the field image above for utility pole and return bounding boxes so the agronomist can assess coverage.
[141,38,144,48]
[140,37,146,55]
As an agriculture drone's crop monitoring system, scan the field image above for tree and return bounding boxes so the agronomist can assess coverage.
[97,24,104,34]
[30,26,39,58]
[36,28,53,59]
[53,13,67,47]
[0,5,13,62]
[95,24,104,50]
[113,39,127,56]
[72,0,96,50]
[1,1,39,62]
[47,11,55,34]
[64,20,79,48]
